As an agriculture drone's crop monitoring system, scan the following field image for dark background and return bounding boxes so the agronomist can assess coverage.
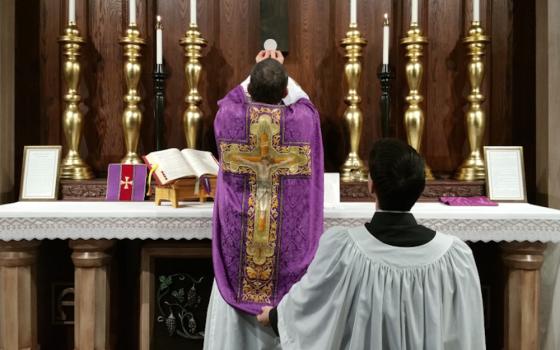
[260,0,289,52]
[15,0,536,200]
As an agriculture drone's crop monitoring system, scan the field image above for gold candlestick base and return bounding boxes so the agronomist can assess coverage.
[180,25,207,149]
[341,151,368,182]
[340,25,368,182]
[455,154,486,181]
[120,25,145,164]
[401,24,434,181]
[59,25,94,180]
[121,152,143,165]
[61,151,94,179]
[455,23,490,181]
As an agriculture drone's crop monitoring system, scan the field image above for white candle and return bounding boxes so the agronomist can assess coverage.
[473,0,480,23]
[411,0,418,25]
[69,0,76,24]
[129,0,136,25]
[382,14,389,65]
[350,0,357,25]
[190,0,197,25]
[156,16,163,65]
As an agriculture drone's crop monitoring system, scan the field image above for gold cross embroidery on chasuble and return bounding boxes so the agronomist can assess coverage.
[220,105,312,303]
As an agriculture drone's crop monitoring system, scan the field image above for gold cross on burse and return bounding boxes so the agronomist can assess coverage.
[120,176,134,190]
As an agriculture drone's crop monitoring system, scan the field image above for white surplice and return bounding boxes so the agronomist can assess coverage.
[203,282,281,350]
[541,243,560,350]
[276,226,486,350]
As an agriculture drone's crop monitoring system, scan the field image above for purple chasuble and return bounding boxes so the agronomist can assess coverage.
[212,86,324,315]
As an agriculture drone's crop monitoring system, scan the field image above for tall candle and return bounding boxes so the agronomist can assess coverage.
[69,0,76,24]
[411,0,418,25]
[156,16,163,65]
[473,0,480,22]
[129,0,136,25]
[350,0,357,25]
[382,14,389,65]
[190,0,197,25]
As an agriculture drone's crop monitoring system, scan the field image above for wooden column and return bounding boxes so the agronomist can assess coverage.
[70,240,115,350]
[0,241,40,350]
[502,242,546,350]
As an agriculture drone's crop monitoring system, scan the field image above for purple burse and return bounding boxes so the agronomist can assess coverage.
[106,163,148,201]
[439,196,498,206]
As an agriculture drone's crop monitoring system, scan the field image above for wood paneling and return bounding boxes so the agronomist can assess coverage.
[85,0,127,170]
[536,0,560,207]
[16,0,534,180]
[0,0,15,203]
[422,0,469,170]
[14,0,40,200]
[513,0,536,203]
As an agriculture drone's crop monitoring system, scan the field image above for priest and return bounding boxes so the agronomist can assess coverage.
[204,50,324,350]
[257,139,486,350]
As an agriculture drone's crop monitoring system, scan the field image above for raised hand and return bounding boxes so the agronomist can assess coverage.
[256,50,270,63]
[270,50,284,64]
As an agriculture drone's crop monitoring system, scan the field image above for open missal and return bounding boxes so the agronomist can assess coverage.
[144,148,219,185]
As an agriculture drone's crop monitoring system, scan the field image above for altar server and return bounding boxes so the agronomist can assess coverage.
[204,50,324,350]
[257,138,486,350]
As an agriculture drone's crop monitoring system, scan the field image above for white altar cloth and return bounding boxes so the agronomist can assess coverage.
[0,201,560,242]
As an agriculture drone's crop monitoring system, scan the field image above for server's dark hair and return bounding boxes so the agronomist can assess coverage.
[248,58,288,104]
[368,138,426,211]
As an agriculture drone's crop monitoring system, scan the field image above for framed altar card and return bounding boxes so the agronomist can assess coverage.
[20,146,62,201]
[484,146,526,202]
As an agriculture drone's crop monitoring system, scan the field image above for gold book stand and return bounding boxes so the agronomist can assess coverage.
[154,177,216,208]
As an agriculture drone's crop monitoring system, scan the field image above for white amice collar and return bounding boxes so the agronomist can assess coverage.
[376,209,411,214]
[349,226,454,267]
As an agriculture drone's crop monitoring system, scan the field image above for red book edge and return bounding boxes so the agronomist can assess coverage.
[142,155,164,187]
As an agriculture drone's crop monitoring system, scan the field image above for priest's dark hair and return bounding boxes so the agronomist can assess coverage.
[248,58,288,104]
[368,138,426,211]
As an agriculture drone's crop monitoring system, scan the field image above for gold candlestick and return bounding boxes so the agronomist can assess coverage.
[340,24,367,182]
[180,24,207,149]
[401,23,434,180]
[119,25,145,164]
[59,24,94,180]
[455,22,490,181]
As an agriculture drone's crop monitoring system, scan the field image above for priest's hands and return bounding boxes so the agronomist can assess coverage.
[270,50,284,64]
[256,306,272,326]
[256,50,269,63]
[255,50,284,64]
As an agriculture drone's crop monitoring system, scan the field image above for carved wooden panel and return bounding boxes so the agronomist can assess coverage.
[339,180,485,202]
[140,243,212,350]
[59,178,485,202]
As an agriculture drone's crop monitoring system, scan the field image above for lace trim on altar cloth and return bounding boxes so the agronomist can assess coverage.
[325,218,560,243]
[0,217,213,241]
[0,217,559,242]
